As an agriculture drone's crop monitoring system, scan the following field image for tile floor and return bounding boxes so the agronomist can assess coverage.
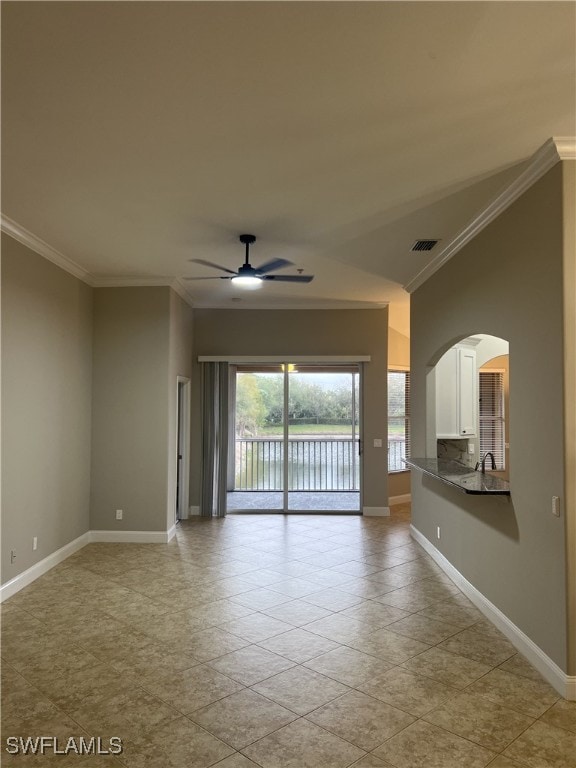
[2,504,575,767]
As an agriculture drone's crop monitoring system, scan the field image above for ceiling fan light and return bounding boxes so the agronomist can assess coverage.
[231,275,262,288]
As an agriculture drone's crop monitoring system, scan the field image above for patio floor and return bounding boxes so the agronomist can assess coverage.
[227,491,361,513]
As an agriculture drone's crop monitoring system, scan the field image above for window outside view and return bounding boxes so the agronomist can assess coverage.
[388,370,410,472]
[234,369,360,493]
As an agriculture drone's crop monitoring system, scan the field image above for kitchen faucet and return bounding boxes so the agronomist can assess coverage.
[475,452,497,473]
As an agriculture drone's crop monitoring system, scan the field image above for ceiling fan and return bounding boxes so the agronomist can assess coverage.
[183,234,314,288]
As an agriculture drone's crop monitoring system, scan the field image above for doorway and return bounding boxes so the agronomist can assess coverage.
[227,364,361,513]
[176,377,191,521]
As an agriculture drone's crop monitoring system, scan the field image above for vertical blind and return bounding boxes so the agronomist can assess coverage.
[388,370,410,472]
[479,371,505,470]
[200,361,229,517]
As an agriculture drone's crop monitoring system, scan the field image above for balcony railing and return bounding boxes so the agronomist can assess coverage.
[235,438,359,491]
[234,437,408,491]
[388,438,408,472]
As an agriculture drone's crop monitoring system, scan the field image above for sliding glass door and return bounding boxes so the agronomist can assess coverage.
[287,367,359,511]
[228,364,361,513]
[229,365,284,512]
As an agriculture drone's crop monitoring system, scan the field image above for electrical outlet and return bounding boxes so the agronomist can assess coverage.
[116,509,123,520]
[33,537,38,551]
[552,496,560,517]
[468,442,475,454]
[373,438,383,448]
[436,526,441,540]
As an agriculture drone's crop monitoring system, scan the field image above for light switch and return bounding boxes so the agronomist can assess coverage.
[373,438,383,448]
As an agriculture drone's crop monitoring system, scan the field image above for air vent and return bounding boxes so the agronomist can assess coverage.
[411,239,439,252]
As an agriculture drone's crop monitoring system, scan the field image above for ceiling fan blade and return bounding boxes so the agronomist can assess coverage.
[181,276,233,280]
[255,258,292,275]
[264,275,314,283]
[189,258,238,275]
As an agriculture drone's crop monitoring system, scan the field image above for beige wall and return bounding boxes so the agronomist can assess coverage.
[388,472,411,501]
[191,308,389,510]
[1,235,93,584]
[410,164,568,669]
[90,287,171,532]
[562,162,576,676]
[388,327,410,368]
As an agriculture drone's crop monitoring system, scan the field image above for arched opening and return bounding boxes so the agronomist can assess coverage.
[426,334,509,477]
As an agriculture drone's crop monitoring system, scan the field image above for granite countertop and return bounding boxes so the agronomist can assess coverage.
[404,458,511,495]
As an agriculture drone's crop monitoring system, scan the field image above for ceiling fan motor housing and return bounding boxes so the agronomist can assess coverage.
[237,263,258,277]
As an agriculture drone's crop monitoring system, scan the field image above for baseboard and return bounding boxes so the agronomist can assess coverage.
[90,530,173,544]
[0,531,92,603]
[363,506,390,517]
[1,526,180,602]
[389,494,411,505]
[188,505,200,516]
[410,524,576,700]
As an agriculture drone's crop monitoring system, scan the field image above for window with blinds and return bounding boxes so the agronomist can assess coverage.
[479,371,505,469]
[388,370,410,472]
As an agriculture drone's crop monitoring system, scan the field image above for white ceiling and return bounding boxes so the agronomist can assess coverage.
[2,2,575,334]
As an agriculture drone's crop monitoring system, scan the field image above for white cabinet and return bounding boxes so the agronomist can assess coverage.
[436,346,477,438]
[435,347,459,438]
[458,348,477,436]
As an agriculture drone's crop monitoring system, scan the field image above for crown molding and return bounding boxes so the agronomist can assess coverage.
[0,215,196,308]
[405,136,576,293]
[90,276,196,308]
[554,136,576,160]
[1,214,93,284]
[171,279,196,308]
[459,335,484,347]
[198,355,371,363]
[90,275,175,288]
[191,300,388,310]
